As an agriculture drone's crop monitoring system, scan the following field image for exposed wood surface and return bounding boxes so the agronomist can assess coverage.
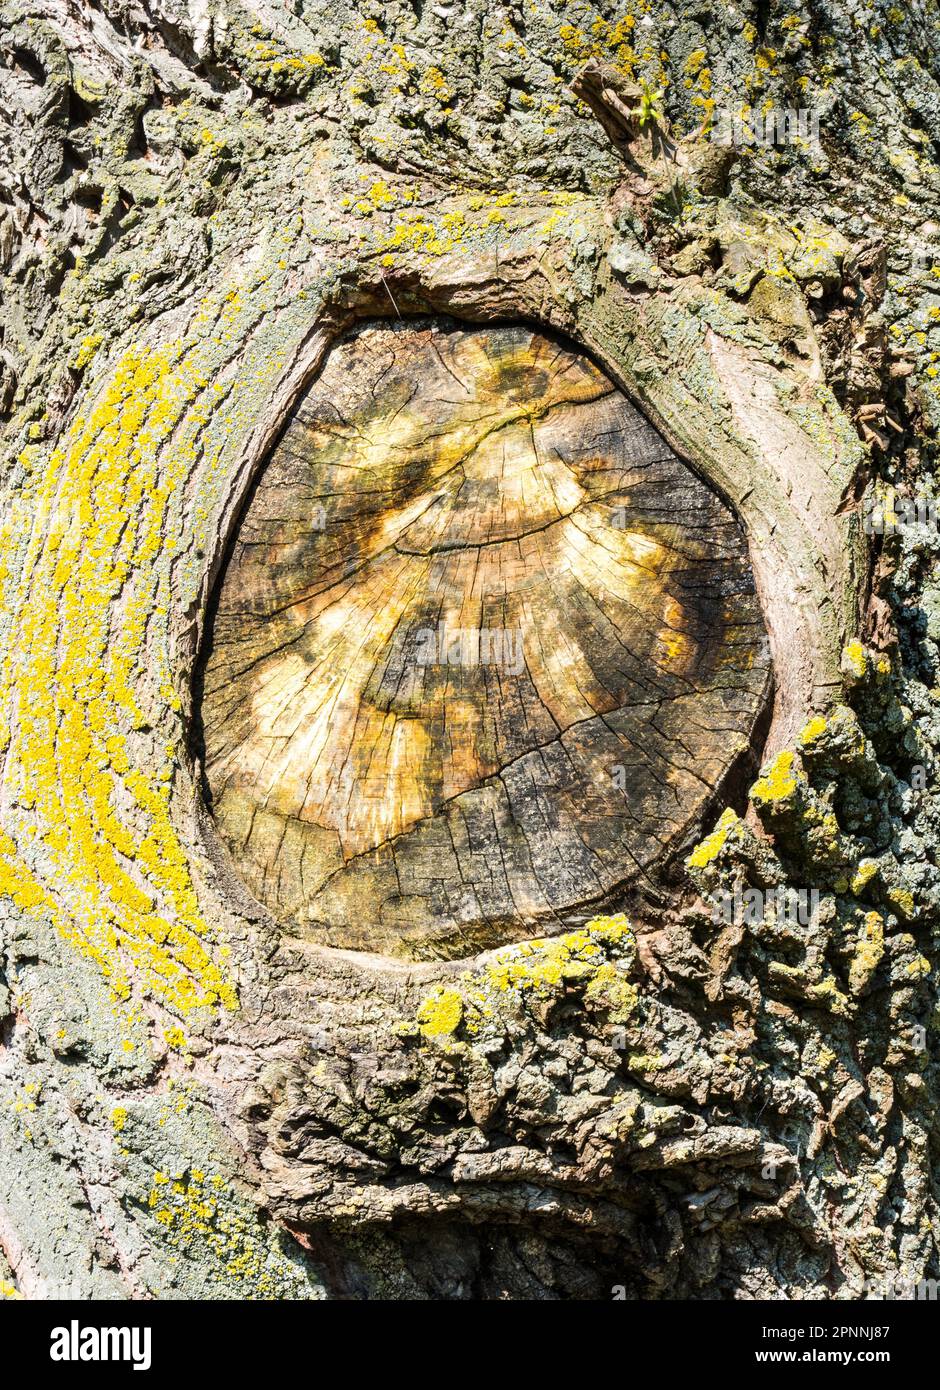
[201,320,771,955]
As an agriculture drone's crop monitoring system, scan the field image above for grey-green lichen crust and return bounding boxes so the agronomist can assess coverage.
[0,0,939,1299]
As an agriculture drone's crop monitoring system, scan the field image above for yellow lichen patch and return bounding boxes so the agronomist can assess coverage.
[888,887,916,921]
[0,339,238,1016]
[807,975,853,1017]
[144,1168,311,1298]
[798,715,828,748]
[626,1052,663,1072]
[686,806,739,869]
[843,639,868,679]
[111,1106,128,1134]
[73,333,104,371]
[368,190,583,265]
[376,203,504,259]
[406,915,636,1041]
[0,1280,23,1300]
[850,858,879,895]
[416,987,464,1038]
[584,961,639,1023]
[750,749,798,807]
[8,1080,40,1115]
[559,14,639,79]
[848,912,884,995]
[482,915,634,997]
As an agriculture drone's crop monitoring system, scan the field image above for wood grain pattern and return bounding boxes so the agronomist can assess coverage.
[200,320,771,956]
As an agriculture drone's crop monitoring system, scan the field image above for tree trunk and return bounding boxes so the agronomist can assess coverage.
[0,0,937,1300]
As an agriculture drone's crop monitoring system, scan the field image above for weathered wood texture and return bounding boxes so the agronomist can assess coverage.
[202,320,771,954]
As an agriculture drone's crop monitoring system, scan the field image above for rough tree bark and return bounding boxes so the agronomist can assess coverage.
[0,0,938,1300]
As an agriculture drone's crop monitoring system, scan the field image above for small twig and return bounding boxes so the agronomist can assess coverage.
[380,273,402,319]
